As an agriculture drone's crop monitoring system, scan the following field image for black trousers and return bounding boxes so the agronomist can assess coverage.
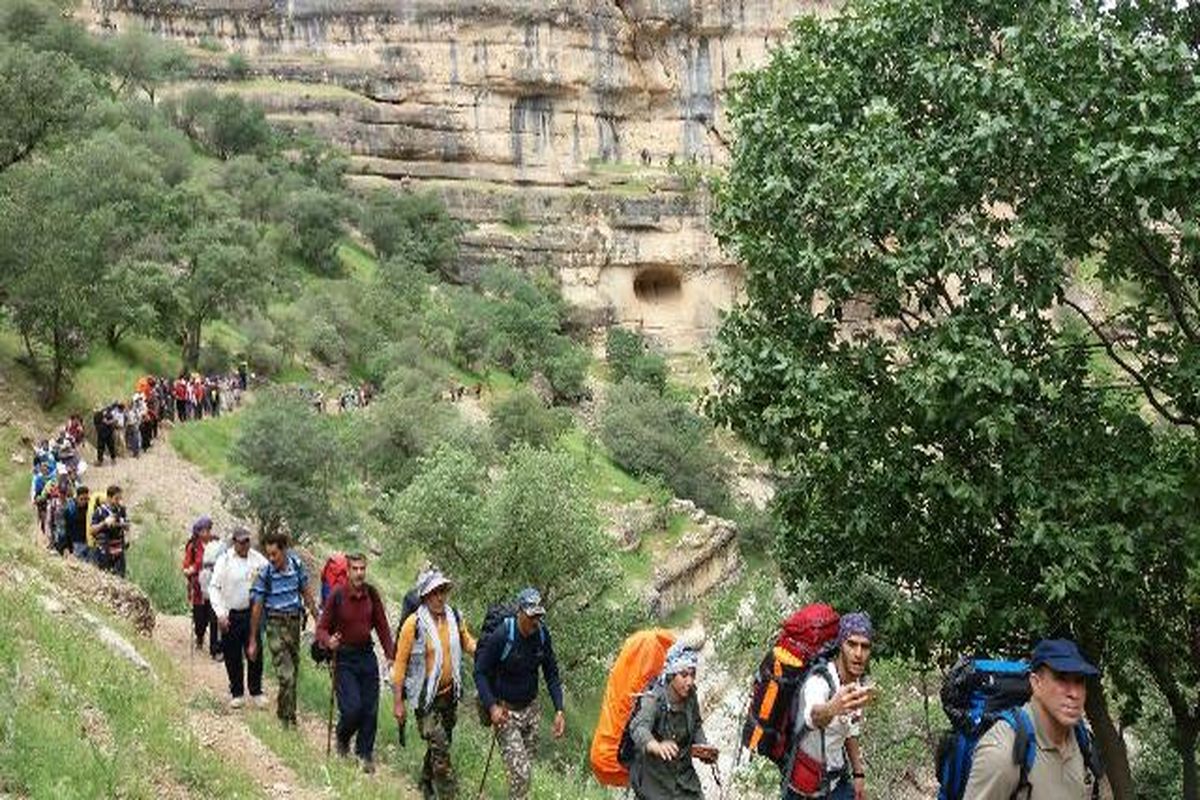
[191,601,221,656]
[222,608,263,698]
[335,647,380,760]
[96,433,116,463]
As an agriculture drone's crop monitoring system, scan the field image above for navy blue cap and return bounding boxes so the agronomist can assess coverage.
[1030,639,1100,677]
[516,587,545,617]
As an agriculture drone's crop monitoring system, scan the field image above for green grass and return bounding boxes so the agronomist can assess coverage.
[338,240,381,282]
[170,412,242,477]
[0,534,265,799]
[125,502,191,616]
[57,337,179,413]
[559,427,664,505]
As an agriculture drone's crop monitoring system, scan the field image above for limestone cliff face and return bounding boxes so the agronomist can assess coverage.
[87,0,827,347]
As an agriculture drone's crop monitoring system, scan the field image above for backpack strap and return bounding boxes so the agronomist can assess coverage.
[1002,709,1037,800]
[1074,722,1103,800]
[500,616,516,663]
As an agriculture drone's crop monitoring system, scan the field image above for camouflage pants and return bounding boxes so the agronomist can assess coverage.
[417,693,458,799]
[496,702,539,800]
[265,614,301,725]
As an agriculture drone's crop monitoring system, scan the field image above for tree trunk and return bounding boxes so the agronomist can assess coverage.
[1181,721,1199,800]
[181,322,202,373]
[1086,680,1133,799]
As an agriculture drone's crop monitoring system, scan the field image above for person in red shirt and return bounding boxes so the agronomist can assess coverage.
[181,517,218,654]
[316,553,395,773]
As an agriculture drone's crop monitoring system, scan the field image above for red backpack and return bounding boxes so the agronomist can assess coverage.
[741,604,840,765]
[320,553,349,608]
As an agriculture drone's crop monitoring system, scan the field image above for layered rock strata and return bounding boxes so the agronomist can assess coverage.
[85,0,827,348]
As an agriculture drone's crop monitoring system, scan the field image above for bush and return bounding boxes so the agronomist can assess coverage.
[197,339,232,374]
[359,189,460,278]
[226,52,250,79]
[490,388,571,452]
[285,187,344,276]
[545,341,590,402]
[223,389,343,540]
[599,379,731,512]
[606,327,667,393]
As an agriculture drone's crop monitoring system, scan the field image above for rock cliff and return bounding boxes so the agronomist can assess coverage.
[85,0,828,347]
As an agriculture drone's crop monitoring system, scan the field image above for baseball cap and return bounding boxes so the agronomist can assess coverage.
[231,526,252,542]
[516,587,545,617]
[1030,639,1100,677]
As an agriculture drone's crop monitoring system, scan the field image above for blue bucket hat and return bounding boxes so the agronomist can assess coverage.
[1030,639,1100,677]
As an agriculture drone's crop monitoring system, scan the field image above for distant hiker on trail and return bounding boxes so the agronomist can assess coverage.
[792,612,875,800]
[65,484,91,561]
[248,531,319,728]
[125,393,144,457]
[182,517,221,660]
[392,569,478,797]
[474,588,566,800]
[963,639,1109,800]
[30,460,54,539]
[316,553,396,773]
[210,526,269,709]
[94,405,117,465]
[628,643,715,800]
[90,485,130,577]
[238,360,249,391]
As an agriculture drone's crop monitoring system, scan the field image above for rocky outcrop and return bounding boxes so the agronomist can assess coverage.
[83,0,830,348]
[646,497,741,617]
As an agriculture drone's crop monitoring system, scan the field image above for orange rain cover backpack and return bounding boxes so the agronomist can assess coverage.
[589,628,677,787]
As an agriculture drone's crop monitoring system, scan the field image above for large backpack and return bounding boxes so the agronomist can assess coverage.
[935,657,1103,800]
[475,600,548,725]
[319,553,349,608]
[742,604,841,765]
[589,629,676,787]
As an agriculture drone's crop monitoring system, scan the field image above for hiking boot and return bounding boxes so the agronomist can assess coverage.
[335,739,350,759]
[360,758,375,775]
[229,696,245,709]
[252,693,269,709]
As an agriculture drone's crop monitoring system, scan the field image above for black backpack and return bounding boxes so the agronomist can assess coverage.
[474,601,547,725]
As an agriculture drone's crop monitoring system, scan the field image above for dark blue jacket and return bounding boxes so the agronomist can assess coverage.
[473,618,564,713]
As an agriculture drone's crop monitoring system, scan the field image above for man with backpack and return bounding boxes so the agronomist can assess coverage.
[790,612,874,800]
[315,553,395,773]
[64,484,91,560]
[247,531,319,728]
[962,639,1107,800]
[474,588,566,800]
[627,643,715,800]
[90,485,130,577]
[392,569,477,798]
[209,526,269,709]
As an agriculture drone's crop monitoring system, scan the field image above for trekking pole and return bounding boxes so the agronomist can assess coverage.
[325,650,337,758]
[476,731,497,800]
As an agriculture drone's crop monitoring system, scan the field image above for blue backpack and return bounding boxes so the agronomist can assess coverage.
[936,658,1102,800]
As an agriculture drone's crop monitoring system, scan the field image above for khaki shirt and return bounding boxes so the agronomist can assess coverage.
[964,702,1110,800]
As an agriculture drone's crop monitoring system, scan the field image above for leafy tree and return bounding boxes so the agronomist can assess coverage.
[285,187,345,276]
[0,133,165,404]
[708,0,1200,794]
[490,388,571,452]
[606,327,667,393]
[109,26,189,103]
[0,44,94,172]
[359,189,460,277]
[600,380,731,512]
[167,89,270,160]
[223,389,342,540]
[98,259,174,348]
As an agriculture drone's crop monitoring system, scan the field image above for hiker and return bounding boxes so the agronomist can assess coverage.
[392,569,478,797]
[30,460,55,539]
[182,517,221,659]
[474,588,566,800]
[209,526,270,709]
[247,531,319,727]
[65,484,91,560]
[963,639,1108,800]
[792,612,874,800]
[316,553,396,773]
[94,405,117,465]
[90,485,130,576]
[628,643,715,800]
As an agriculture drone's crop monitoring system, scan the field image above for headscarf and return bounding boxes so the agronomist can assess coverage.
[836,611,875,647]
[662,641,700,678]
[191,516,213,536]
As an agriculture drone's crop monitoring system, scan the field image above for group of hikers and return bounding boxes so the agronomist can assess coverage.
[173,517,1110,800]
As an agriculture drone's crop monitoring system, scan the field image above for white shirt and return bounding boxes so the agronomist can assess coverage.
[208,546,268,619]
[797,664,863,773]
[199,539,226,601]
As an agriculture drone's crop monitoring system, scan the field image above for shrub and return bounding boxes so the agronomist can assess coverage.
[359,189,460,277]
[226,52,250,80]
[285,188,344,276]
[197,339,232,375]
[599,379,731,512]
[606,327,667,393]
[490,388,571,452]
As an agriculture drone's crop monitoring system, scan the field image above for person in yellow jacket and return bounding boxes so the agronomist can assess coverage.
[392,570,477,799]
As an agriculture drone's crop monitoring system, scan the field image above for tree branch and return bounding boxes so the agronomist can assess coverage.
[1061,296,1199,428]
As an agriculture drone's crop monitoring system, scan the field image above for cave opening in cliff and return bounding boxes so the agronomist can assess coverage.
[633,266,683,303]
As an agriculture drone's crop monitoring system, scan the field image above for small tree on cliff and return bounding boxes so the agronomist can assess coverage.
[709,1,1200,796]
